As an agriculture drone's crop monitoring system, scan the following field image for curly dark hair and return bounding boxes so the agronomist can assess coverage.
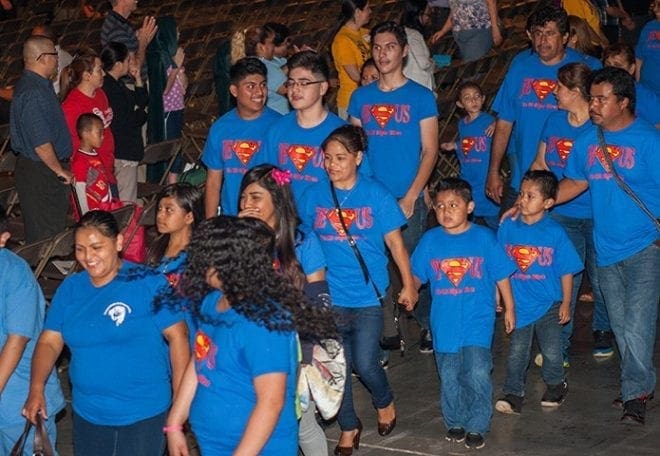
[155,216,337,341]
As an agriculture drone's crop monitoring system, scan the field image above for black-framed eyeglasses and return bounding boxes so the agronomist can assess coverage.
[284,79,326,89]
[36,52,58,61]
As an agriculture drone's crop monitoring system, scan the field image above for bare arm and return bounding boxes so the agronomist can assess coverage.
[556,177,589,205]
[135,16,158,73]
[343,64,362,84]
[400,116,438,218]
[558,274,573,324]
[306,269,326,283]
[635,58,642,82]
[163,321,190,393]
[486,118,513,203]
[0,335,30,394]
[431,16,453,44]
[530,141,550,171]
[384,229,418,311]
[234,372,287,455]
[486,0,503,46]
[34,143,73,183]
[166,359,198,456]
[204,169,223,218]
[23,330,64,422]
[496,277,515,333]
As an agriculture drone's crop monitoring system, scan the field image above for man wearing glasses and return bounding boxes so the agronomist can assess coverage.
[9,36,73,243]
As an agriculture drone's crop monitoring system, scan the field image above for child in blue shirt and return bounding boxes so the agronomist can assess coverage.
[496,170,583,415]
[411,178,515,450]
[440,81,499,230]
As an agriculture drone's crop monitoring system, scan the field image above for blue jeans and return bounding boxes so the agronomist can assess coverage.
[435,346,493,435]
[598,244,660,401]
[503,303,565,396]
[336,306,394,431]
[72,411,167,456]
[550,213,610,355]
[164,109,184,174]
[455,28,493,62]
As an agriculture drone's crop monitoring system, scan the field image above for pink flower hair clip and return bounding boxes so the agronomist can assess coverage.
[270,168,292,186]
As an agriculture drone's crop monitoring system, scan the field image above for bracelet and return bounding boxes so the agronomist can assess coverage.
[162,425,183,433]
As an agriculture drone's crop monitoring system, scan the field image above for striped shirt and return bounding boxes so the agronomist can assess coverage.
[101,11,138,52]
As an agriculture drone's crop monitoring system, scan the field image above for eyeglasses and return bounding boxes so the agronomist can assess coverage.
[36,51,58,61]
[284,79,326,89]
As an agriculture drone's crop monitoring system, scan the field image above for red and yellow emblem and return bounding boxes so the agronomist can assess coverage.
[440,258,472,287]
[511,245,540,273]
[595,145,622,172]
[232,140,259,165]
[287,145,315,172]
[532,79,557,102]
[326,208,357,237]
[554,138,574,162]
[461,137,476,156]
[370,104,396,128]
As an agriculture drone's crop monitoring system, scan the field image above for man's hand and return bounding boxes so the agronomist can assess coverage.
[56,170,74,185]
[137,16,158,48]
[485,170,504,204]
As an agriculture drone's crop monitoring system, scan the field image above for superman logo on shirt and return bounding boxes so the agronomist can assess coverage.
[439,258,472,287]
[326,208,357,237]
[370,104,396,129]
[595,144,623,172]
[554,138,573,162]
[461,138,476,156]
[232,140,260,165]
[287,145,316,172]
[532,79,557,102]
[510,245,540,272]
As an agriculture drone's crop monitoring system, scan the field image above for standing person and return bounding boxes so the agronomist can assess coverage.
[560,67,659,425]
[530,63,612,364]
[332,0,372,119]
[263,51,347,204]
[411,178,515,450]
[202,57,281,217]
[430,0,502,62]
[401,0,435,91]
[61,50,117,190]
[0,208,65,455]
[299,125,418,454]
[562,0,610,44]
[9,35,73,243]
[31,24,73,96]
[162,216,337,455]
[102,41,149,204]
[486,5,596,211]
[348,21,438,353]
[23,210,190,455]
[635,1,660,95]
[238,164,330,456]
[620,0,652,46]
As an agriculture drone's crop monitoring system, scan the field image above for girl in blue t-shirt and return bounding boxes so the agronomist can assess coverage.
[23,210,190,456]
[160,216,337,455]
[298,125,418,454]
[237,164,331,456]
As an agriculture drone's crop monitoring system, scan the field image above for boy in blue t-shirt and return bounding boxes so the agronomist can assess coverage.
[440,81,499,230]
[411,178,516,450]
[496,171,583,415]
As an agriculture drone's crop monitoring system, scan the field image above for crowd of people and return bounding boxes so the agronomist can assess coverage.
[1,0,658,454]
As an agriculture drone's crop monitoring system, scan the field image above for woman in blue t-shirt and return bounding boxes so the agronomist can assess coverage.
[298,125,418,455]
[238,164,332,455]
[23,210,190,456]
[160,216,337,455]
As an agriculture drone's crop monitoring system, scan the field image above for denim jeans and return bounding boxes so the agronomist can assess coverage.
[455,28,493,62]
[336,306,394,431]
[598,244,660,401]
[435,346,493,435]
[384,196,431,336]
[503,303,565,396]
[72,410,167,456]
[550,213,610,355]
[164,109,184,174]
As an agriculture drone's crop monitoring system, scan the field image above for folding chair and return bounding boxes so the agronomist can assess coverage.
[110,204,137,232]
[136,139,182,201]
[13,236,54,278]
[38,228,77,300]
[0,124,10,156]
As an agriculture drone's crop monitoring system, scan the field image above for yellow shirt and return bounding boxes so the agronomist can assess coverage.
[562,0,602,38]
[331,25,371,109]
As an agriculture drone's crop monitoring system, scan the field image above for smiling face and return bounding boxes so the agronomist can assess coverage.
[433,190,473,234]
[239,182,278,229]
[372,31,408,76]
[528,21,568,65]
[323,139,362,189]
[230,73,267,119]
[75,227,123,287]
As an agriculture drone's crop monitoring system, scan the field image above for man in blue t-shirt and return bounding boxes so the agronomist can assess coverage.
[202,58,281,217]
[560,68,660,426]
[635,6,660,94]
[348,21,439,353]
[486,5,597,211]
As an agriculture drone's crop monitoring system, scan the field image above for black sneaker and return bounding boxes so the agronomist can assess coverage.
[495,394,523,414]
[445,427,466,443]
[380,335,401,351]
[541,381,568,407]
[592,330,614,358]
[613,391,654,409]
[621,398,647,425]
[419,329,433,354]
[465,433,485,449]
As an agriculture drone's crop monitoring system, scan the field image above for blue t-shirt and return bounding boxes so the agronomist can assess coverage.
[157,251,196,346]
[295,230,326,276]
[492,48,596,190]
[0,250,64,426]
[45,262,183,425]
[298,175,406,307]
[201,108,281,215]
[263,111,346,204]
[190,291,298,455]
[411,224,515,353]
[498,216,583,328]
[540,110,593,218]
[635,82,660,126]
[260,57,290,115]
[563,119,660,266]
[347,79,438,198]
[636,20,660,94]
[457,112,500,217]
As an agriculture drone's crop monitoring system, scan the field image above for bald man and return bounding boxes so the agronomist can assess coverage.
[31,24,73,95]
[9,35,73,243]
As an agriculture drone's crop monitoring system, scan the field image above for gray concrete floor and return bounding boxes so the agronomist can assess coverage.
[54,300,660,455]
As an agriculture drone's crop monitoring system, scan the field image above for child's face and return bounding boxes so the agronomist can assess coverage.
[518,180,554,219]
[360,64,379,86]
[457,87,484,116]
[604,54,634,76]
[81,122,104,149]
[433,190,473,234]
[156,196,194,235]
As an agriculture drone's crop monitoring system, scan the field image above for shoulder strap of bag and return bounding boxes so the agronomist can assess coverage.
[596,127,660,232]
[9,420,31,456]
[330,183,385,305]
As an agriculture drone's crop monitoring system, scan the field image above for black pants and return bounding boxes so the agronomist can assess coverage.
[14,156,70,243]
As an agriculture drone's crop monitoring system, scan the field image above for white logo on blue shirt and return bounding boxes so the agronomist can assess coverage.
[104,302,132,326]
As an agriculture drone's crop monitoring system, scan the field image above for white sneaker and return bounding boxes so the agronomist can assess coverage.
[534,353,543,367]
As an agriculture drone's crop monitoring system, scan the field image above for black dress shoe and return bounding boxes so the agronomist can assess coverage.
[378,416,396,436]
[621,398,646,425]
[333,420,362,455]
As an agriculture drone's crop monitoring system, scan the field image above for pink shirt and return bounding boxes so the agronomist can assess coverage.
[163,66,186,112]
